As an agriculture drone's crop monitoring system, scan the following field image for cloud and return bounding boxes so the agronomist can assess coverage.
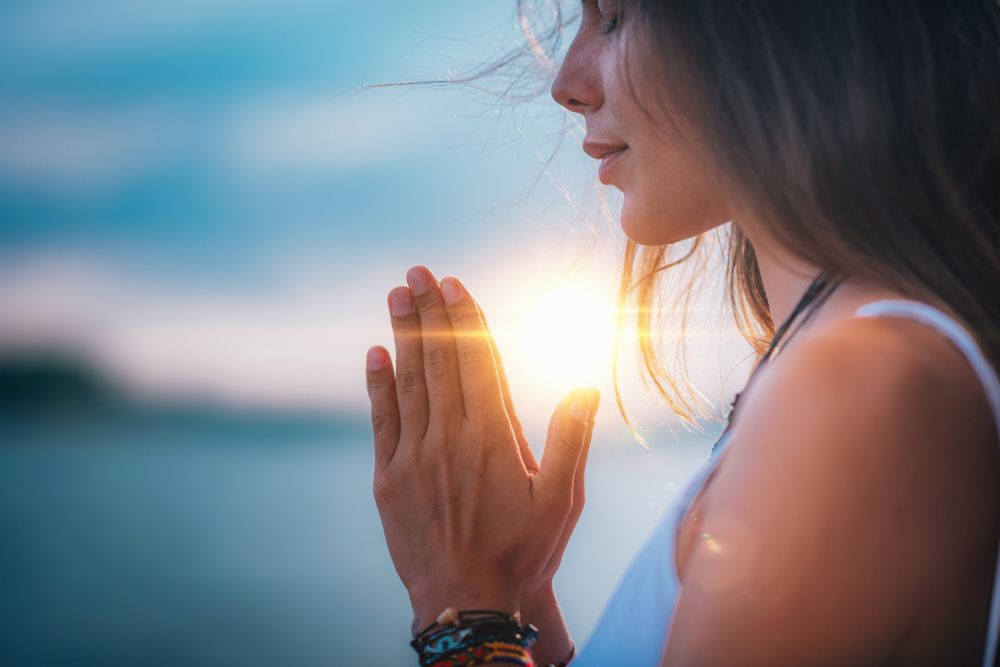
[0,90,458,198]
[0,0,318,62]
[0,104,189,195]
[0,95,435,203]
[219,92,448,176]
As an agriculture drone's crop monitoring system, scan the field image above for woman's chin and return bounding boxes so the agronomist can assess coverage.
[620,199,727,246]
[620,201,677,246]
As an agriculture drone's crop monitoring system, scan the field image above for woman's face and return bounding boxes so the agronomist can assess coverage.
[551,0,732,245]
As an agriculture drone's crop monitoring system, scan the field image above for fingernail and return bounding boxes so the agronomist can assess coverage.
[367,347,387,371]
[388,288,414,316]
[440,278,462,305]
[569,390,592,423]
[588,388,600,412]
[406,267,434,295]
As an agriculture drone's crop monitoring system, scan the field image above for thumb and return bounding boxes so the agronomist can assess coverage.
[536,388,599,509]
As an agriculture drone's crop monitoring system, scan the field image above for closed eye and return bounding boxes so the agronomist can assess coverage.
[599,13,619,35]
[580,0,621,37]
[595,0,621,35]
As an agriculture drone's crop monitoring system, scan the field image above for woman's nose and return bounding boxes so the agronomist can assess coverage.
[550,39,603,114]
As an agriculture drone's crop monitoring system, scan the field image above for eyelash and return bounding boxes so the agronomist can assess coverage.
[599,13,620,35]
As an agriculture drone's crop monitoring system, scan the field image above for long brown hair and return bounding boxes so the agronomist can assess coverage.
[607,0,1000,430]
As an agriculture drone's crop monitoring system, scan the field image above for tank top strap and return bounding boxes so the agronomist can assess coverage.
[852,299,1000,667]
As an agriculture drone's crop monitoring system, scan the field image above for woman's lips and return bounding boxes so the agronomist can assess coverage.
[597,147,628,185]
[582,141,629,185]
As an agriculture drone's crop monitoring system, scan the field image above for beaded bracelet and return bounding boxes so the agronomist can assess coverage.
[411,608,538,667]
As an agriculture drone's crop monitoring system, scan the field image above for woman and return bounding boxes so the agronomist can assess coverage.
[365,1,1000,665]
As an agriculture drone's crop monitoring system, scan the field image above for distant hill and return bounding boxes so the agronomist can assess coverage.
[0,352,121,416]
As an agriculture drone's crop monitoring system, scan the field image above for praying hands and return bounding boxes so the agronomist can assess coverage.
[364,265,598,659]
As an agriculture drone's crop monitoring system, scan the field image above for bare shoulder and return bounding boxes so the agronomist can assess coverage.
[665,312,999,665]
[739,311,994,464]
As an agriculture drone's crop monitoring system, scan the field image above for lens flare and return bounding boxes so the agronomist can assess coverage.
[508,280,617,394]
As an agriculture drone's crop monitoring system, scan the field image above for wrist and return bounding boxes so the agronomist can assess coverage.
[518,581,574,667]
[410,580,522,637]
[520,579,556,617]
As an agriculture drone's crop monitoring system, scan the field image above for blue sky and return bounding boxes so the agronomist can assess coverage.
[0,0,562,257]
[0,0,751,437]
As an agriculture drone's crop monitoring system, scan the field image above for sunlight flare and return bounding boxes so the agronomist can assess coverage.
[505,278,620,394]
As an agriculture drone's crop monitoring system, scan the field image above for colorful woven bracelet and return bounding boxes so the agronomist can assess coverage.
[411,608,538,667]
[424,639,574,667]
[426,639,534,667]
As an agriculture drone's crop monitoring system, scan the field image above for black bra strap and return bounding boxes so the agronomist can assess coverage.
[758,271,841,367]
[711,270,844,457]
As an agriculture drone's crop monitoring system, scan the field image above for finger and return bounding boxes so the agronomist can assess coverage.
[536,388,599,510]
[541,410,597,575]
[540,390,599,580]
[537,391,598,573]
[545,389,598,496]
[473,295,537,471]
[387,286,429,439]
[440,277,505,420]
[544,392,576,471]
[366,345,400,472]
[406,266,463,420]
[575,395,598,507]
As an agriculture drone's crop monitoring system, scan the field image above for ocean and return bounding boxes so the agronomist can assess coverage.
[0,411,713,666]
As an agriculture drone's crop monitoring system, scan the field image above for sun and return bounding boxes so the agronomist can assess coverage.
[504,279,618,396]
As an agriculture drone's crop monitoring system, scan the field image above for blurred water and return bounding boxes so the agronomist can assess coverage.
[0,414,713,666]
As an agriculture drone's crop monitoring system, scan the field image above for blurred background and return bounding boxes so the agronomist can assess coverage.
[0,1,753,664]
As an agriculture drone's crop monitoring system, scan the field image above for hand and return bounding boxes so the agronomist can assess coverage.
[364,265,599,634]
